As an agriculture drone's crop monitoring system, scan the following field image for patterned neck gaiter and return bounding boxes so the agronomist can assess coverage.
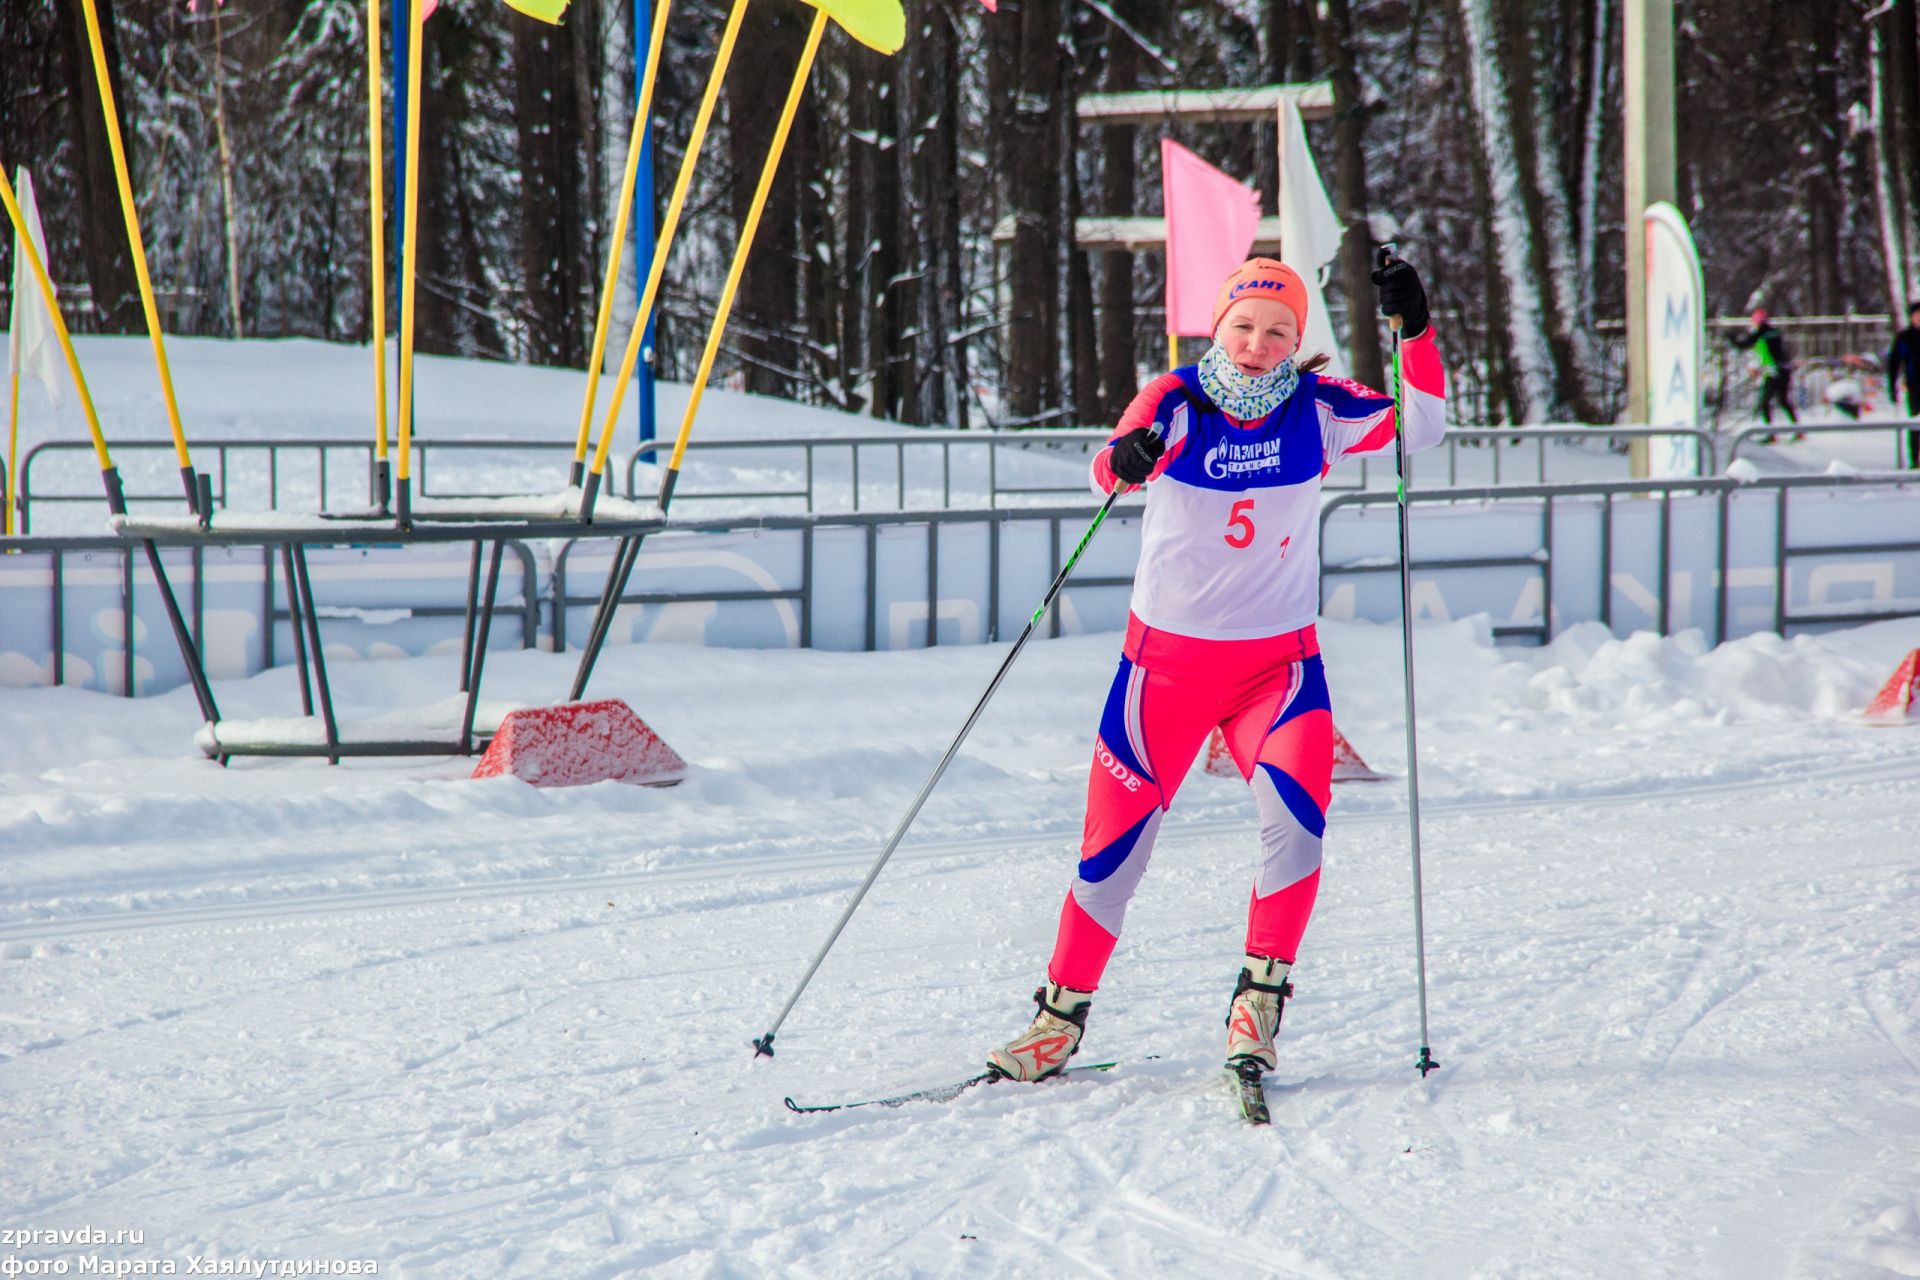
[1197,343,1299,421]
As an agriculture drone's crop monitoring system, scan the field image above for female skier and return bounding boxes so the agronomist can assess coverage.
[986,252,1447,1083]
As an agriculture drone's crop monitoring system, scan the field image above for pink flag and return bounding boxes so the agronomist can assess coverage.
[1161,138,1261,337]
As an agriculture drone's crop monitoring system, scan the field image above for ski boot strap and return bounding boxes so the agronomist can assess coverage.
[1235,956,1295,998]
[1033,982,1092,1027]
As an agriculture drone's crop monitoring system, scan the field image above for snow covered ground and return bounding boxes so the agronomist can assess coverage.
[4,612,1920,1277]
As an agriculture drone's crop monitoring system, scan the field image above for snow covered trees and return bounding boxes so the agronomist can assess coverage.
[3,0,1915,428]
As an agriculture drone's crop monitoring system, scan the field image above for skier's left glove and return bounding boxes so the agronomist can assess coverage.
[1371,252,1430,340]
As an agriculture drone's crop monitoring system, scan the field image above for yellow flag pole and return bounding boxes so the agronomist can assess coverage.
[6,370,18,536]
[570,0,673,489]
[394,0,427,527]
[578,0,752,520]
[76,0,196,514]
[1168,333,1178,371]
[367,0,392,513]
[0,168,117,499]
[659,9,826,508]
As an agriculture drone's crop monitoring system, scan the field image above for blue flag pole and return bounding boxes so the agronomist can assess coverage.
[633,0,658,445]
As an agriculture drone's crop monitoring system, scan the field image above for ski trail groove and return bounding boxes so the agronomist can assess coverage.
[3,750,1915,944]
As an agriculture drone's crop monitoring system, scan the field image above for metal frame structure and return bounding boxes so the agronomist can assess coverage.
[546,503,1140,655]
[1320,470,1920,646]
[10,471,1919,701]
[91,512,661,763]
[1725,419,1920,471]
[15,422,1761,535]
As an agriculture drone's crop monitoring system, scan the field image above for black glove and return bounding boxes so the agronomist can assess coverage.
[1371,250,1430,339]
[1107,426,1165,486]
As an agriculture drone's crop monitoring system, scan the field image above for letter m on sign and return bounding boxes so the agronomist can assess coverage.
[1662,294,1691,337]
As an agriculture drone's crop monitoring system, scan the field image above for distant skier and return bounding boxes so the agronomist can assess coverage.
[1729,307,1800,440]
[1889,301,1920,468]
[985,254,1447,1085]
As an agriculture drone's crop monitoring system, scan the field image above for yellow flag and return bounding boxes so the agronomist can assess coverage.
[504,0,568,22]
[799,0,904,54]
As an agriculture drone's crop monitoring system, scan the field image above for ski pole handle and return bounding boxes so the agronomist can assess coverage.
[1379,243,1405,333]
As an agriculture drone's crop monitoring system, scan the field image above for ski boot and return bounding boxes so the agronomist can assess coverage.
[1224,954,1293,1073]
[986,980,1091,1082]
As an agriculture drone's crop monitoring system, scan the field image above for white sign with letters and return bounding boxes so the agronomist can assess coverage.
[1644,202,1704,477]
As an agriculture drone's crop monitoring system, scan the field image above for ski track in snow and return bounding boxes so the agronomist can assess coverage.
[4,776,1918,1278]
[5,615,1920,1273]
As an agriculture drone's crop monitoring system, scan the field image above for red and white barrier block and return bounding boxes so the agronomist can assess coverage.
[1863,649,1920,725]
[472,699,687,787]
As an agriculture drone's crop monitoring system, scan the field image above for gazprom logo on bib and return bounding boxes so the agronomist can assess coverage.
[1204,436,1287,481]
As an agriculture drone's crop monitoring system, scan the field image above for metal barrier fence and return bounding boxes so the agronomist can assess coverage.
[7,470,1919,698]
[1320,471,1920,646]
[1430,426,1717,483]
[12,438,585,533]
[547,504,1141,654]
[14,423,1729,532]
[0,535,542,694]
[1725,419,1920,471]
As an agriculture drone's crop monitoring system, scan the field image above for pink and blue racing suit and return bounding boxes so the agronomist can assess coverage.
[1047,334,1448,991]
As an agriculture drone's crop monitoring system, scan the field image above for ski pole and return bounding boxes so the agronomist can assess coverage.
[1384,246,1440,1077]
[753,488,1128,1058]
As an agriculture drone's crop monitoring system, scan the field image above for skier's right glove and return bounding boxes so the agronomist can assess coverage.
[1106,427,1165,487]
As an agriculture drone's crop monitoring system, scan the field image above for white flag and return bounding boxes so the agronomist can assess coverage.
[9,167,65,409]
[1275,96,1348,377]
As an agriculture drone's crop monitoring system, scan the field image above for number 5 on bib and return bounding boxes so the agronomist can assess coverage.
[1225,499,1255,548]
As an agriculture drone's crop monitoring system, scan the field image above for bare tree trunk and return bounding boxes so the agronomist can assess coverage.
[893,17,924,425]
[724,4,807,395]
[1064,11,1098,425]
[571,0,604,358]
[55,0,139,331]
[420,19,508,361]
[1872,0,1920,313]
[840,47,874,415]
[1003,0,1065,424]
[1259,0,1316,204]
[1805,2,1844,313]
[868,50,903,419]
[909,1,966,427]
[211,7,243,338]
[793,57,840,407]
[1316,0,1384,390]
[1453,0,1599,421]
[1097,0,1141,421]
[934,1,968,428]
[514,13,588,366]
[1572,0,1611,318]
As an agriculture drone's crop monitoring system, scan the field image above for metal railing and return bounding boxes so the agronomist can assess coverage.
[1725,419,1920,471]
[1320,471,1920,646]
[623,429,1121,512]
[9,470,1919,697]
[1432,426,1718,483]
[0,535,543,695]
[12,437,599,533]
[547,503,1141,654]
[18,422,1731,533]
